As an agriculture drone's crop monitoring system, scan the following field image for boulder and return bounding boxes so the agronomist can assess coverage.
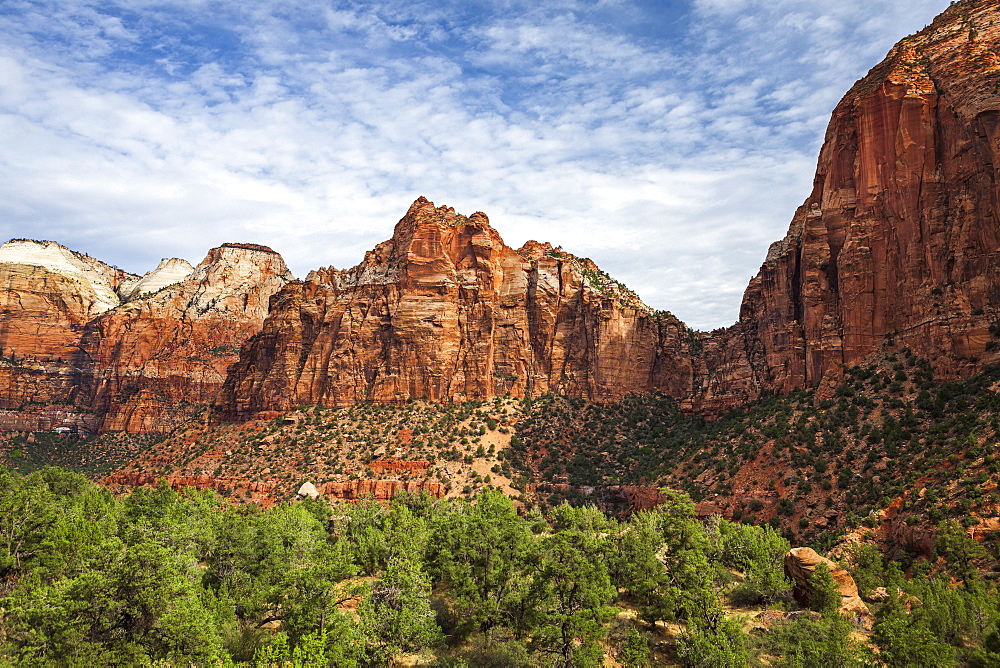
[784,547,873,629]
[297,481,320,500]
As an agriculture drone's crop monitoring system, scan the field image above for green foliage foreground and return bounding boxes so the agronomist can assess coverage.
[0,467,998,666]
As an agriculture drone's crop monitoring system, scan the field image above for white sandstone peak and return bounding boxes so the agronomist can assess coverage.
[0,239,134,315]
[121,257,195,301]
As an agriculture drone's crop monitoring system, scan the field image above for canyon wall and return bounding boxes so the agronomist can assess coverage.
[219,199,699,418]
[5,1,1000,432]
[0,241,293,433]
[737,0,1000,391]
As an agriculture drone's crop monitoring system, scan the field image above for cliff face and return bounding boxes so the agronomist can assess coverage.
[220,198,698,417]
[0,240,138,432]
[739,0,1000,391]
[76,244,294,432]
[221,1,1000,415]
[5,1,1000,434]
[0,241,293,433]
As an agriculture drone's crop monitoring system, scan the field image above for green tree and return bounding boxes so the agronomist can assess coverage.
[870,608,955,667]
[428,489,535,643]
[762,613,859,667]
[713,519,792,606]
[360,556,442,663]
[529,505,617,666]
[676,616,750,667]
[935,519,987,582]
[610,509,673,625]
[807,563,841,614]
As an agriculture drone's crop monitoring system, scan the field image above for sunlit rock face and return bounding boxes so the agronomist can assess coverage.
[736,0,1000,392]
[5,2,1000,434]
[220,197,700,418]
[77,244,295,432]
[119,257,195,301]
[0,241,294,433]
[221,1,1000,417]
[0,240,138,432]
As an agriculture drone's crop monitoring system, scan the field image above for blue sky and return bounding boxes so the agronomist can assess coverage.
[0,0,951,329]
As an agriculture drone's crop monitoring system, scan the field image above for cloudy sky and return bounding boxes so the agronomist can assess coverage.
[0,0,951,330]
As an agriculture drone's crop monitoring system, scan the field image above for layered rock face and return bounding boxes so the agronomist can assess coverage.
[0,240,135,360]
[6,2,1000,434]
[0,241,293,433]
[221,3,1000,416]
[119,257,194,301]
[0,240,138,431]
[220,198,699,417]
[738,0,1000,391]
[76,244,294,432]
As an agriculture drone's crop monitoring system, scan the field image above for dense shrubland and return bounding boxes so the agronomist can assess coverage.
[2,468,1000,666]
[512,353,1000,553]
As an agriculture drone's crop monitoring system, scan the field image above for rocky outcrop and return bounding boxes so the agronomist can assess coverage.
[103,470,445,504]
[0,240,135,362]
[119,257,194,301]
[76,244,294,432]
[738,0,1000,391]
[219,198,699,415]
[0,240,139,431]
[369,459,431,473]
[5,1,1000,438]
[0,241,293,433]
[318,480,445,500]
[217,2,1000,416]
[784,547,873,628]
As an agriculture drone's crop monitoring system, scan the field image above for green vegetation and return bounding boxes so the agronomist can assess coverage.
[510,354,1000,556]
[1,468,999,665]
[0,431,163,477]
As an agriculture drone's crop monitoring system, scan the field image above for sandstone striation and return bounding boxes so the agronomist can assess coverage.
[119,257,195,301]
[0,240,139,431]
[218,1,1000,415]
[0,241,293,433]
[0,240,135,361]
[4,1,1000,443]
[737,0,1000,392]
[219,197,699,415]
[76,243,294,432]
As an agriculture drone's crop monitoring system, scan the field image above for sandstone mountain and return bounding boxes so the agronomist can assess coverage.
[219,199,697,419]
[2,0,1000,434]
[218,1,1000,417]
[0,241,293,433]
[738,0,1000,394]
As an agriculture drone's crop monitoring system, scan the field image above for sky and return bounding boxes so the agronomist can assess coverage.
[0,0,952,330]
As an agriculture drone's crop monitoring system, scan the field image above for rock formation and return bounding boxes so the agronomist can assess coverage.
[0,240,138,432]
[5,1,1000,434]
[0,241,293,433]
[738,0,1000,392]
[784,547,873,628]
[75,243,294,432]
[119,257,194,301]
[217,1,1000,416]
[219,198,698,417]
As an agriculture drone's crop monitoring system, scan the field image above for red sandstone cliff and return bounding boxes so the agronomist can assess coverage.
[5,1,1000,433]
[219,2,1000,415]
[0,241,293,433]
[76,244,294,432]
[737,0,1000,392]
[0,240,138,432]
[219,198,698,415]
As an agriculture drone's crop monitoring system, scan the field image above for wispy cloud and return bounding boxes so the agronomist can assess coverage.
[0,0,951,328]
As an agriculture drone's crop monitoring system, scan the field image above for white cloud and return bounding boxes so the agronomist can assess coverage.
[0,0,953,329]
